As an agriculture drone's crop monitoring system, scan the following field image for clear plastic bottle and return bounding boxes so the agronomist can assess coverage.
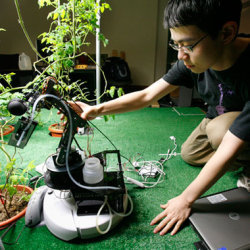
[83,157,104,184]
[18,52,32,70]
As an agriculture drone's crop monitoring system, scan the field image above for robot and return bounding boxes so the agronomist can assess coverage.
[7,78,130,241]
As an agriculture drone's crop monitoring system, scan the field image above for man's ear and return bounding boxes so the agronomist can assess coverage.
[220,21,238,44]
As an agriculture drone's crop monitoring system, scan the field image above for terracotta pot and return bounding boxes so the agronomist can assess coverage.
[0,185,33,230]
[1,125,14,136]
[48,123,65,137]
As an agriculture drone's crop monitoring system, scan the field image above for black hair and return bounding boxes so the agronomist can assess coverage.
[164,0,242,38]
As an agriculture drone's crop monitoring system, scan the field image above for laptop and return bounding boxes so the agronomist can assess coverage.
[189,188,250,250]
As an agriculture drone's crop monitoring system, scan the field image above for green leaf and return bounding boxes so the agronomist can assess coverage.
[61,9,66,19]
[5,161,14,171]
[22,193,32,202]
[26,160,36,172]
[38,0,45,7]
[53,12,59,20]
[7,186,17,198]
[118,88,125,97]
[103,115,108,122]
[19,176,27,183]
[109,86,116,98]
[100,6,105,13]
[10,175,18,184]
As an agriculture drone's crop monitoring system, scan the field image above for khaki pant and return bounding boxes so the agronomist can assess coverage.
[181,112,250,171]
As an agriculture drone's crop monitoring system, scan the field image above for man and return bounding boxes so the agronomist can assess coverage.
[69,0,250,236]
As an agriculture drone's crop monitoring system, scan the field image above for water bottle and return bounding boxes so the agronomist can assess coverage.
[18,52,32,70]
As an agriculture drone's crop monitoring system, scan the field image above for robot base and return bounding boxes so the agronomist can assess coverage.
[43,189,128,241]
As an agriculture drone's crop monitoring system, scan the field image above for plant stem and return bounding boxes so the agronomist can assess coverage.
[0,145,12,162]
[72,0,76,57]
[13,0,47,64]
[57,0,61,26]
[1,196,11,218]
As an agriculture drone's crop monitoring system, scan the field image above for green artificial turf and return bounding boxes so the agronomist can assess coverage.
[0,107,240,250]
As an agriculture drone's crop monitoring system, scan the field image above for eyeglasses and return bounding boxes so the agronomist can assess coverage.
[169,34,208,54]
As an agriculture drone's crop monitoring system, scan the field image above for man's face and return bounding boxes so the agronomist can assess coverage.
[170,25,223,73]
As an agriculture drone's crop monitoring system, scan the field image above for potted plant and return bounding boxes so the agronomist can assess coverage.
[0,168,34,229]
[0,73,35,229]
[0,182,34,230]
[48,121,66,137]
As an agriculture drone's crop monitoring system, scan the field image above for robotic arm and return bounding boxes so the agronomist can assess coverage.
[6,77,130,241]
[7,77,124,193]
[8,77,87,166]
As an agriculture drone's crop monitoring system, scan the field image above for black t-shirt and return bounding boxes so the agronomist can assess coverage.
[162,44,250,142]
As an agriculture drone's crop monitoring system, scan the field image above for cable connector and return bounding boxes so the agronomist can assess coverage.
[126,177,145,188]
[132,161,139,167]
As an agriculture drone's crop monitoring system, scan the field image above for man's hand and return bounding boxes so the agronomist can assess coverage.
[59,101,99,121]
[150,194,192,236]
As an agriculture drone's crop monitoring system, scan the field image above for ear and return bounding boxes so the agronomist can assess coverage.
[220,21,238,44]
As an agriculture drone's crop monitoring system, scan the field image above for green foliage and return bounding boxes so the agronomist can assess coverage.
[0,158,35,201]
[0,73,23,132]
[35,0,111,100]
[104,86,125,121]
[106,86,125,99]
[0,72,15,86]
[0,72,33,215]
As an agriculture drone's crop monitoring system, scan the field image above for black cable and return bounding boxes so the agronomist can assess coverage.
[71,101,135,168]
[120,154,134,166]
[73,137,84,151]
[71,101,118,150]
[87,120,118,150]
